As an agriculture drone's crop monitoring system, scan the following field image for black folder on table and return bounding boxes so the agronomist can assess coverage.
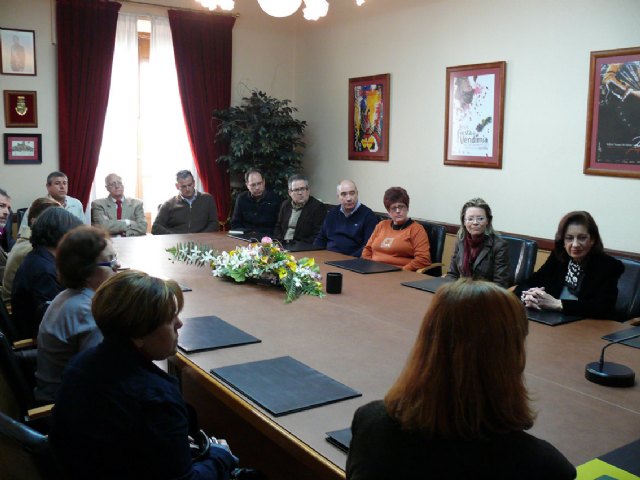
[599,438,640,476]
[326,427,352,453]
[526,309,583,326]
[401,276,454,293]
[325,258,401,274]
[227,232,263,243]
[210,356,362,417]
[602,325,640,349]
[178,316,261,353]
[280,240,324,253]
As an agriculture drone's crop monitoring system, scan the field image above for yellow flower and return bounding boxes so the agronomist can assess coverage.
[277,267,287,279]
[287,261,297,271]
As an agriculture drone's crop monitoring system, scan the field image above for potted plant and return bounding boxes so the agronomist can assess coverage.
[213,90,307,199]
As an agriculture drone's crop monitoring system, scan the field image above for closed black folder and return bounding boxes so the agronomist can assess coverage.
[526,309,583,326]
[401,276,454,293]
[210,356,361,416]
[178,315,261,353]
[602,325,640,349]
[325,258,401,274]
[326,427,352,452]
[599,438,640,476]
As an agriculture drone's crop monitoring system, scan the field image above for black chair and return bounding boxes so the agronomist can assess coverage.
[0,300,20,344]
[374,211,389,222]
[416,220,447,277]
[500,234,538,287]
[15,207,28,233]
[613,256,640,321]
[0,410,62,480]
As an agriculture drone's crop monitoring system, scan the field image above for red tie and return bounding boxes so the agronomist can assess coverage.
[116,199,122,220]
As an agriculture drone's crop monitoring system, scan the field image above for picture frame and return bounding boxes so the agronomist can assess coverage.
[444,61,506,169]
[4,133,42,164]
[4,90,38,127]
[0,28,37,76]
[583,46,640,179]
[348,73,390,161]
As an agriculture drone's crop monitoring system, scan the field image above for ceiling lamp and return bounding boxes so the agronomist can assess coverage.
[257,0,302,17]
[196,0,365,20]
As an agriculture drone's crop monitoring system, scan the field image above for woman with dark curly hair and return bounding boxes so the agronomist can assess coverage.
[515,211,624,319]
[361,187,431,271]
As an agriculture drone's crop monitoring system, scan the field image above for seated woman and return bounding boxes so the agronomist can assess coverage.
[35,225,117,404]
[346,279,576,480]
[361,187,431,271]
[446,197,510,287]
[11,208,82,339]
[515,211,624,319]
[1,197,60,303]
[50,270,238,480]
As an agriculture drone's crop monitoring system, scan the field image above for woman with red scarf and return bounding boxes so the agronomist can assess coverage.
[446,198,511,288]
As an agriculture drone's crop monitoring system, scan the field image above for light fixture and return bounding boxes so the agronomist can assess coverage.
[196,0,365,21]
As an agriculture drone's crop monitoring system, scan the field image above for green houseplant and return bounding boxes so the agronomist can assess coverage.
[213,90,307,199]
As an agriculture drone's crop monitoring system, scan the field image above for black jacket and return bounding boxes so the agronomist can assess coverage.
[273,196,326,244]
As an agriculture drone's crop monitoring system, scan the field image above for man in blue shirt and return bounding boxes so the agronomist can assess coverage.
[314,179,378,257]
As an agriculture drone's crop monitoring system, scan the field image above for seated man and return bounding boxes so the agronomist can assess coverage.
[91,173,147,237]
[314,180,378,257]
[230,169,281,236]
[273,174,326,244]
[152,170,219,234]
[19,171,85,234]
[0,188,14,282]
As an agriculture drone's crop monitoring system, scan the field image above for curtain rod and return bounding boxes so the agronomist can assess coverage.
[118,0,240,17]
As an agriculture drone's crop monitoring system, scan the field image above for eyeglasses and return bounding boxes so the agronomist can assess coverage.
[97,256,120,271]
[247,181,264,188]
[107,181,123,188]
[290,187,308,194]
[389,204,407,212]
[464,216,486,223]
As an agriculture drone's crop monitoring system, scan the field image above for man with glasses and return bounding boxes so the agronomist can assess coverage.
[91,173,147,237]
[273,174,326,244]
[314,179,378,256]
[230,169,281,236]
[152,170,218,235]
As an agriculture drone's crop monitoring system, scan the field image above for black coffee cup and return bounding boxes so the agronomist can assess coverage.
[326,272,343,294]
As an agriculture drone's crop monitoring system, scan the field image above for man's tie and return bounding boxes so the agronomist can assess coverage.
[116,199,122,220]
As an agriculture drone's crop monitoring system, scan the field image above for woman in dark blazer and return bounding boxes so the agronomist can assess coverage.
[515,211,623,319]
[446,198,510,288]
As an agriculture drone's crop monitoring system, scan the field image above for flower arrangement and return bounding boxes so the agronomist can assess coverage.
[167,237,324,303]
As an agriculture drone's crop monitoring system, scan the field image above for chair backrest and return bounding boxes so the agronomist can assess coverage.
[416,220,447,277]
[0,300,20,344]
[614,256,640,321]
[0,332,37,421]
[500,234,538,287]
[0,410,60,480]
[15,207,28,230]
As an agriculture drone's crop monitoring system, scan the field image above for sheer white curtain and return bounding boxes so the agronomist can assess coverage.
[141,15,197,217]
[93,13,196,223]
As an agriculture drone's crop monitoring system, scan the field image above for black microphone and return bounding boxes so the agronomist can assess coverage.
[585,331,640,388]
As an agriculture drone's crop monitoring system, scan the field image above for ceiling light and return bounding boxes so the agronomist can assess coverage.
[196,0,235,11]
[195,0,365,20]
[257,0,302,17]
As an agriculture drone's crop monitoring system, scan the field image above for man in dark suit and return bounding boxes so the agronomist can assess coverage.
[273,174,326,244]
[230,169,281,236]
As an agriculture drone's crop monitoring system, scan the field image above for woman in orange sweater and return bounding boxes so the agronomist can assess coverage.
[362,187,431,271]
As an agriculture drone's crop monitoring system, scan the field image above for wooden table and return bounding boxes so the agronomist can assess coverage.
[112,233,640,479]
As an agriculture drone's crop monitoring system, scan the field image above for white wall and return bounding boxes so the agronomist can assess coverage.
[295,0,640,252]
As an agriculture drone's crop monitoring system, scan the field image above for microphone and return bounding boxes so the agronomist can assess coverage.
[585,331,640,388]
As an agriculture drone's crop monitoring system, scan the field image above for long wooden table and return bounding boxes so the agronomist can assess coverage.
[113,233,640,479]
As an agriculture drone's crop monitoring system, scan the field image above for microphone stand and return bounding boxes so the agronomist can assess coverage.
[585,331,640,387]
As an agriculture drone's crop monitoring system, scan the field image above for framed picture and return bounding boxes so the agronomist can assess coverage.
[4,90,37,127]
[444,61,506,169]
[0,28,36,76]
[348,73,390,161]
[583,46,640,179]
[4,133,42,164]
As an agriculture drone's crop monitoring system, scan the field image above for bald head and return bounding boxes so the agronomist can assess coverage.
[337,180,358,215]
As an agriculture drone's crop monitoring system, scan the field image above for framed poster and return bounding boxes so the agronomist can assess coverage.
[0,28,36,76]
[583,46,640,179]
[4,133,42,164]
[444,61,506,169]
[348,73,390,161]
[4,90,37,127]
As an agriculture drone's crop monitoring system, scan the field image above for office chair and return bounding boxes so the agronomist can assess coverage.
[0,410,62,480]
[500,234,538,287]
[614,256,640,321]
[415,220,447,277]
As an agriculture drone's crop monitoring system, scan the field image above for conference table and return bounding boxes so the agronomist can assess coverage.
[112,232,640,479]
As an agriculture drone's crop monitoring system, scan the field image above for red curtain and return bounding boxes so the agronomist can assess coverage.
[168,11,235,226]
[57,0,120,209]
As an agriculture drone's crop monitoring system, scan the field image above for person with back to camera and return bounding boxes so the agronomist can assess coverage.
[515,211,624,319]
[35,225,118,404]
[346,279,576,480]
[50,270,238,479]
[361,187,431,271]
[446,197,510,288]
